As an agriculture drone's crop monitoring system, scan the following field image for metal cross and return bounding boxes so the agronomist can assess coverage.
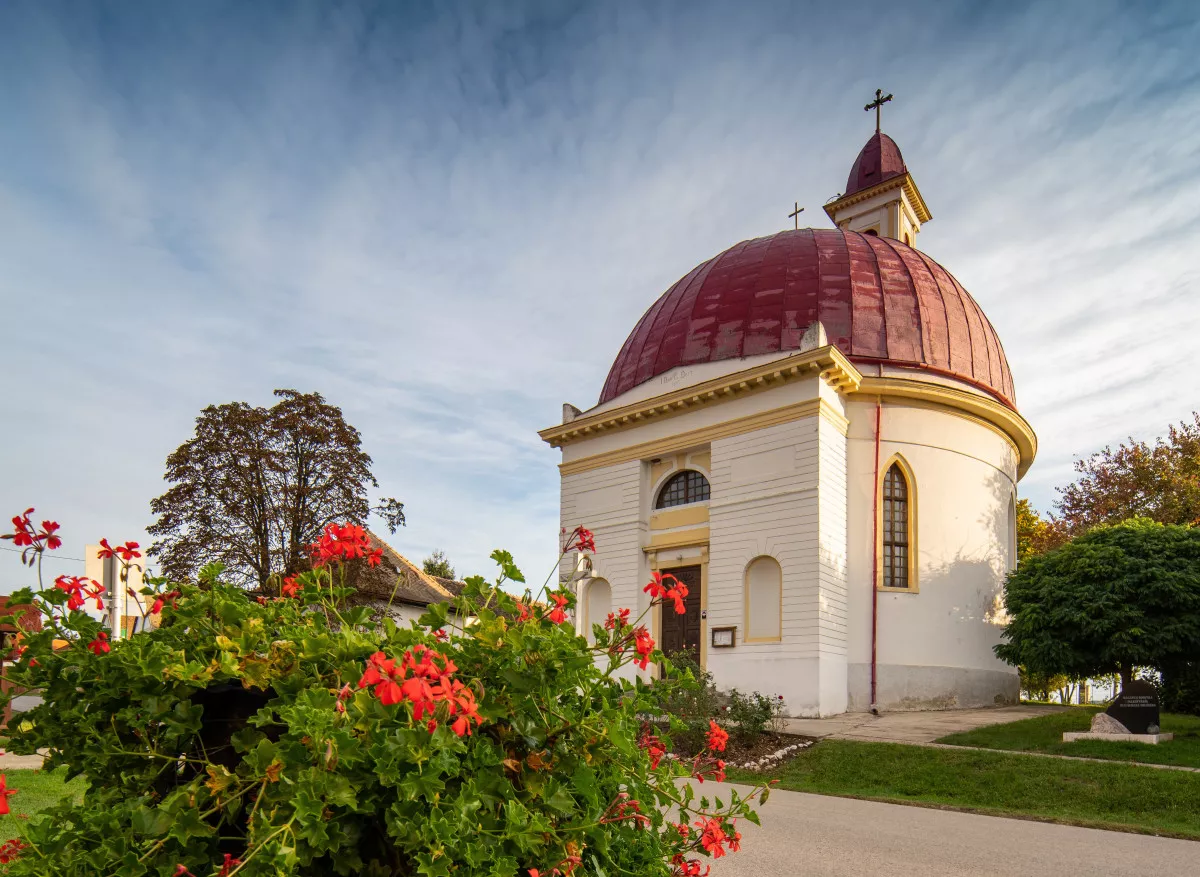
[788,202,805,229]
[864,88,893,133]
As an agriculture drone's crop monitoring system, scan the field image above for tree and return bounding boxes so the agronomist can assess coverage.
[996,518,1200,688]
[1055,412,1200,534]
[422,549,456,580]
[1015,498,1067,563]
[148,389,405,588]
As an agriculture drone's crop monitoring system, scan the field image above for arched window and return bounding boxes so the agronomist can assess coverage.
[583,578,611,643]
[881,461,914,590]
[744,556,782,642]
[655,470,710,509]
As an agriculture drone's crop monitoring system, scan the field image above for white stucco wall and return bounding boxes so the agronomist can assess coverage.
[844,397,1020,710]
[555,362,1025,716]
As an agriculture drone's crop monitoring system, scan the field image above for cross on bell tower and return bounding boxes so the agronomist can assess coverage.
[823,87,931,245]
[864,88,893,134]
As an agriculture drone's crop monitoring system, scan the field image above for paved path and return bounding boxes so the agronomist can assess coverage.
[780,705,1067,743]
[707,783,1199,876]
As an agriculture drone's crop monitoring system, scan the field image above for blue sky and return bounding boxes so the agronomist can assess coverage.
[2,1,1198,590]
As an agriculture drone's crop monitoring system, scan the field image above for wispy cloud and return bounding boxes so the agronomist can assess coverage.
[2,1,1198,589]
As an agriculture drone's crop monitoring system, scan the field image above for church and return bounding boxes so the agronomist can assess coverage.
[539,94,1037,717]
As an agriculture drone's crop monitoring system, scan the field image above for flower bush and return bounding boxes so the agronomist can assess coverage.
[0,514,768,875]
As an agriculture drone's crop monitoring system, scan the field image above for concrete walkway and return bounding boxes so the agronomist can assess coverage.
[707,783,1199,876]
[781,705,1067,743]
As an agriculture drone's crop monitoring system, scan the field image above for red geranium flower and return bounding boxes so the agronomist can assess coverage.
[55,575,104,612]
[633,627,655,670]
[644,572,689,614]
[0,838,26,864]
[0,775,16,815]
[87,632,111,656]
[310,522,376,567]
[639,727,667,769]
[281,576,302,598]
[547,593,569,625]
[150,589,181,615]
[356,646,482,737]
[706,719,729,753]
[217,853,242,876]
[97,538,141,562]
[41,520,62,550]
[604,608,631,630]
[562,526,596,554]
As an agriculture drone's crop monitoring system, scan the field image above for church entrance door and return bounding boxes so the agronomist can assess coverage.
[659,565,702,668]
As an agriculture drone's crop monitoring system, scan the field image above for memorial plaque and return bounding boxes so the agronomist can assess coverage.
[1106,679,1160,735]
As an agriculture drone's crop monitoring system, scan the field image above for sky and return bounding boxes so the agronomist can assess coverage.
[2,1,1198,591]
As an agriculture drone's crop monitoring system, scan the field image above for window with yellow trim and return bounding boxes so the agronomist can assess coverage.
[655,470,710,509]
[882,463,912,589]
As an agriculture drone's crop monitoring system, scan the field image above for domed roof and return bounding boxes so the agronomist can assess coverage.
[845,132,907,196]
[599,228,1015,408]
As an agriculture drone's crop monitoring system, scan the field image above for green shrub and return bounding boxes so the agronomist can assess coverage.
[0,515,766,876]
[723,690,786,743]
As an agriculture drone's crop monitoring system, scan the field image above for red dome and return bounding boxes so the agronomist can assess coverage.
[845,132,907,196]
[599,229,1015,408]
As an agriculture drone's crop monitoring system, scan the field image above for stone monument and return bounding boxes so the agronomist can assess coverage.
[1063,679,1173,744]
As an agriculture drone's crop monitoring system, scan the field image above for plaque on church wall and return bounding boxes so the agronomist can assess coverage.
[711,626,735,648]
[1106,679,1160,734]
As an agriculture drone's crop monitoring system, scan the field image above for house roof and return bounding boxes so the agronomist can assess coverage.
[350,532,466,608]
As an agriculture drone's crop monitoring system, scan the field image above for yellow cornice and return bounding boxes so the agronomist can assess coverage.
[539,345,861,449]
[558,397,847,476]
[823,172,932,225]
[859,376,1037,478]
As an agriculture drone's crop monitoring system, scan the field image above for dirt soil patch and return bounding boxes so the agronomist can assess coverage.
[671,731,814,764]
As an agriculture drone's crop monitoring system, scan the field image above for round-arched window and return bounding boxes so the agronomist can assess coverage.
[655,471,710,509]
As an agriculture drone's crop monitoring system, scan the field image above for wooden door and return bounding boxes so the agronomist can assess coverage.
[658,565,702,667]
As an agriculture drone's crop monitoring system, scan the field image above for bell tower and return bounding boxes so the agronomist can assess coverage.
[823,89,931,246]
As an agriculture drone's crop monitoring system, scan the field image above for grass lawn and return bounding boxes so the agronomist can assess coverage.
[726,739,1200,839]
[937,705,1200,768]
[0,769,83,842]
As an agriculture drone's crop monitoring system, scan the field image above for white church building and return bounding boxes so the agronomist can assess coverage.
[540,109,1038,716]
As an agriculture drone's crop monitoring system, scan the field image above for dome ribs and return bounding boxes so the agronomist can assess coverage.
[814,229,854,353]
[650,255,716,379]
[846,233,887,359]
[742,234,788,357]
[923,256,974,380]
[680,242,744,365]
[596,229,1015,410]
[868,235,922,364]
[958,277,1006,400]
[780,229,821,350]
[895,245,949,370]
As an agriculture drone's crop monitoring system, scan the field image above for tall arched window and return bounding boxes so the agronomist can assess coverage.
[744,556,782,642]
[655,470,710,509]
[881,461,915,590]
[583,578,611,643]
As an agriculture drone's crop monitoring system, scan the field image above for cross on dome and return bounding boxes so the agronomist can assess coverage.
[788,202,804,229]
[864,88,893,133]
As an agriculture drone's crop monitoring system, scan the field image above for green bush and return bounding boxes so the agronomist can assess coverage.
[655,653,785,751]
[0,515,766,876]
[723,690,786,744]
[1160,661,1200,716]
